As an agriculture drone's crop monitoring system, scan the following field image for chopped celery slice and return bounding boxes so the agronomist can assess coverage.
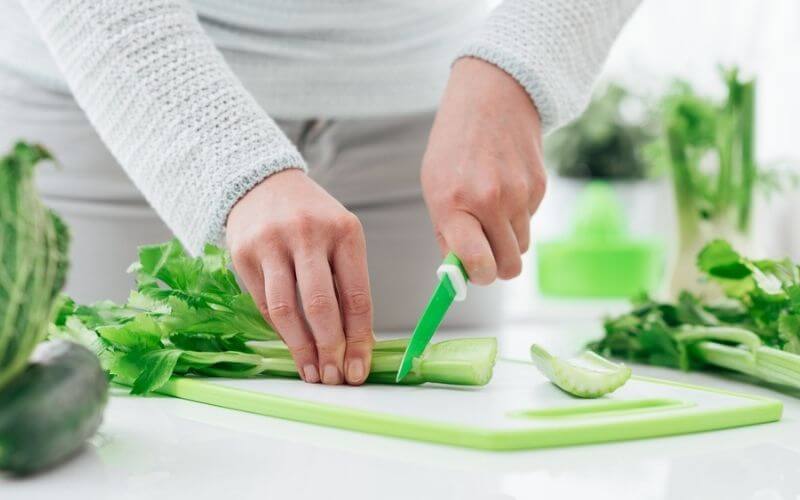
[417,337,498,386]
[530,344,631,398]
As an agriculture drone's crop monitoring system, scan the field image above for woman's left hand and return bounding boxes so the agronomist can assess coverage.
[421,57,547,285]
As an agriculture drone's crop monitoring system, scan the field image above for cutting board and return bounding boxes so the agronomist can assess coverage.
[155,359,782,450]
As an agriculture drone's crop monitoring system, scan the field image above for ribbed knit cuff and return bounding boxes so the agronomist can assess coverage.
[455,0,640,134]
[455,43,562,133]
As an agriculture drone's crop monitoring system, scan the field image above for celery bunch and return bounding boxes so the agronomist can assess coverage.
[593,239,800,392]
[51,240,497,394]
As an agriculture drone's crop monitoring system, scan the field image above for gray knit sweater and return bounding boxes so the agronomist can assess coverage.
[1,0,639,253]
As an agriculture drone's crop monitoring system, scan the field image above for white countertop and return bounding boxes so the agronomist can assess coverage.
[5,318,800,500]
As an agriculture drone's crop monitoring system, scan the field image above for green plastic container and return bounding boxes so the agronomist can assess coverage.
[536,182,664,298]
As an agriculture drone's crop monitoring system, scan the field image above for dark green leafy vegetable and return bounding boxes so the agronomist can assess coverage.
[0,142,70,390]
[592,239,800,392]
[53,240,498,393]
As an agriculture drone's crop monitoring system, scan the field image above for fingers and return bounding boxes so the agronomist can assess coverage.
[438,211,496,285]
[332,221,374,386]
[226,172,376,386]
[528,168,548,215]
[295,250,346,385]
[262,257,320,383]
[437,207,530,283]
[511,211,531,254]
[230,249,271,326]
[483,217,522,280]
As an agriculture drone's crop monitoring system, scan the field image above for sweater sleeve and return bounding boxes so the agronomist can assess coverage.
[18,0,307,254]
[457,0,640,133]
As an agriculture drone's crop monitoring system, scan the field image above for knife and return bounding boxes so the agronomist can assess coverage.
[395,252,469,382]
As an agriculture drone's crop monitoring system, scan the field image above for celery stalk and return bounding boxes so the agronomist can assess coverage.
[247,337,498,386]
[663,69,759,298]
[691,342,800,390]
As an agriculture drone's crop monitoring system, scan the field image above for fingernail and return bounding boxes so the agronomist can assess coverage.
[303,364,320,384]
[346,358,365,384]
[322,364,341,385]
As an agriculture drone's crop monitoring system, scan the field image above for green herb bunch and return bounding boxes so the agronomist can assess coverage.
[593,239,800,391]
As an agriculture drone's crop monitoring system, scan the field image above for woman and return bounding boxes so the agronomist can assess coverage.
[0,0,638,385]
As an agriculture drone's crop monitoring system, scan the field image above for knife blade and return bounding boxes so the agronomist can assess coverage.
[396,252,468,382]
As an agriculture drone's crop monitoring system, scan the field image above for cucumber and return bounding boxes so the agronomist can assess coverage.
[0,340,108,475]
[530,344,631,398]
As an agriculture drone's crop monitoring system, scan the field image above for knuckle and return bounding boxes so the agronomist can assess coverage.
[442,186,469,209]
[228,236,256,263]
[287,341,316,360]
[335,212,362,235]
[315,339,344,357]
[268,300,296,321]
[230,227,282,263]
[305,292,337,316]
[476,183,502,209]
[530,168,548,199]
[511,181,530,206]
[292,212,318,239]
[346,333,375,348]
[341,289,371,316]
[461,249,491,270]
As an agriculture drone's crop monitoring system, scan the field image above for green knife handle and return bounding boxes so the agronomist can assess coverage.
[437,252,469,301]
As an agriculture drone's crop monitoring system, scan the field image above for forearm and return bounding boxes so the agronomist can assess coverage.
[458,0,640,133]
[19,0,305,253]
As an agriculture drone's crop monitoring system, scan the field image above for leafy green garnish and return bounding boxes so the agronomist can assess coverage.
[592,239,800,392]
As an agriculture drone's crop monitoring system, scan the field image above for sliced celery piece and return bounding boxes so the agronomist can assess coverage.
[530,344,631,398]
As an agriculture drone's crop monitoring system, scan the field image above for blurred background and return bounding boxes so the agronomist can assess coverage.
[507,0,800,319]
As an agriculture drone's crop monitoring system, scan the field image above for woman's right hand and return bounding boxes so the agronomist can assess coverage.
[226,169,374,386]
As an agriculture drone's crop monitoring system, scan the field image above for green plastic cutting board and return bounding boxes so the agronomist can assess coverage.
[154,359,782,450]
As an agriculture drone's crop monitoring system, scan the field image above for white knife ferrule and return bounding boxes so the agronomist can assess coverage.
[437,263,467,302]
